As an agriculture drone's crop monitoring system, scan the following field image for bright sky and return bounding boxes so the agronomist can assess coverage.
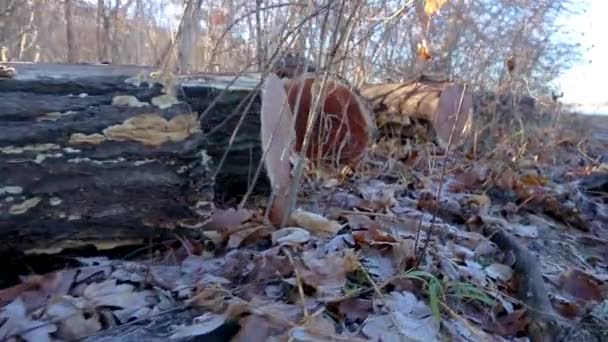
[556,0,607,106]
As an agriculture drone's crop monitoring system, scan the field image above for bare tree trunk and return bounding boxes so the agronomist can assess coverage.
[96,0,104,62]
[254,0,264,71]
[64,0,76,63]
[176,0,202,73]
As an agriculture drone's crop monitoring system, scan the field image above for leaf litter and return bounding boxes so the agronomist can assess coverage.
[1,118,607,341]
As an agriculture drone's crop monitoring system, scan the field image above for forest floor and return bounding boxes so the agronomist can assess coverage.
[1,109,607,342]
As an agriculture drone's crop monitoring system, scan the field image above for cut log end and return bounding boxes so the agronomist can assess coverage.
[285,75,374,167]
[434,84,473,149]
[360,80,473,149]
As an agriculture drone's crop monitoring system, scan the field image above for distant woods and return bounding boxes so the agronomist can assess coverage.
[0,0,585,95]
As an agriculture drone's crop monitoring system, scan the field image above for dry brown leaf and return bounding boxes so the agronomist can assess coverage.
[248,247,293,282]
[492,309,530,337]
[0,270,76,311]
[290,209,342,237]
[227,226,268,249]
[289,314,337,340]
[519,174,549,187]
[298,249,359,298]
[231,315,276,342]
[558,269,603,302]
[329,298,373,322]
[344,214,381,230]
[352,226,397,246]
[204,207,254,232]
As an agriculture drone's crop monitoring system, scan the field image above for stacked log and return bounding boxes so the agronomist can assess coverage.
[360,77,473,149]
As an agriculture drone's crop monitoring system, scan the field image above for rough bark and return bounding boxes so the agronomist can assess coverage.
[0,63,267,255]
[360,77,473,148]
[65,0,76,63]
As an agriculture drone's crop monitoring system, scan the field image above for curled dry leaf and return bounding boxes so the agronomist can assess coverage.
[271,227,311,245]
[290,209,342,237]
[352,226,397,247]
[227,225,268,249]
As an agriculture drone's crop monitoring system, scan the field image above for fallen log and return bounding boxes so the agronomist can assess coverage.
[360,77,473,149]
[0,63,267,256]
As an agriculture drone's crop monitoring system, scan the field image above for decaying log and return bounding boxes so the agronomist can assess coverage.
[360,78,473,148]
[0,63,268,255]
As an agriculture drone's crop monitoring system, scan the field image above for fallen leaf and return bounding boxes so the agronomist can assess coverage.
[0,270,76,311]
[519,174,549,187]
[493,309,530,337]
[169,312,226,340]
[352,226,397,246]
[272,227,311,245]
[44,296,102,340]
[290,209,342,237]
[248,247,293,282]
[485,263,513,282]
[289,314,337,341]
[298,249,359,298]
[362,291,440,342]
[204,207,254,232]
[0,298,57,342]
[361,248,396,282]
[558,269,602,301]
[231,315,275,342]
[83,279,155,323]
[227,226,268,249]
[344,214,381,230]
[331,298,373,322]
